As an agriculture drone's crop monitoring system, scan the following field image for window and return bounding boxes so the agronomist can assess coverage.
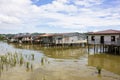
[72,40,74,42]
[87,36,88,40]
[111,36,115,42]
[91,36,95,41]
[58,38,62,40]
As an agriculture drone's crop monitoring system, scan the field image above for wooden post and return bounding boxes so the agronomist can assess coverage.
[95,44,97,53]
[94,44,95,54]
[100,44,101,53]
[96,44,98,53]
[103,44,105,53]
[88,44,90,54]
[110,45,113,53]
[104,45,106,52]
[87,36,89,54]
[115,47,117,55]
[109,45,111,53]
[110,45,112,53]
[119,47,120,55]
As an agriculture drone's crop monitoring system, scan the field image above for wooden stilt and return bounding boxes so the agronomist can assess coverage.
[96,44,98,53]
[119,47,120,55]
[103,44,105,53]
[94,44,95,54]
[88,44,90,54]
[100,45,101,53]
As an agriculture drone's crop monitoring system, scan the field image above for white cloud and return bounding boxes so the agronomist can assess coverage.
[0,0,120,33]
[0,14,21,24]
[74,0,103,7]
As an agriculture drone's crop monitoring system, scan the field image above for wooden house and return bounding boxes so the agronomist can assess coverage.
[61,32,86,44]
[8,36,18,43]
[21,35,33,43]
[87,29,120,45]
[87,29,120,54]
[37,32,86,46]
[38,34,55,45]
[9,33,33,43]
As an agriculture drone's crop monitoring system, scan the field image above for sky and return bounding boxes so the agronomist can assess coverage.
[0,0,120,34]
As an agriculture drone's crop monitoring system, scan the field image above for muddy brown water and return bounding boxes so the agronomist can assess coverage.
[0,42,120,80]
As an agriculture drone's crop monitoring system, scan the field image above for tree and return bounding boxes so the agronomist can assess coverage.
[0,34,5,40]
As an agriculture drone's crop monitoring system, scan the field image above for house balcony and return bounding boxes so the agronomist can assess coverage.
[88,41,120,46]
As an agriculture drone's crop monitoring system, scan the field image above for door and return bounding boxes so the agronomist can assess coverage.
[100,36,104,44]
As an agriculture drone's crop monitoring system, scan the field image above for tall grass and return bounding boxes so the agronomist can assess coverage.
[0,52,36,75]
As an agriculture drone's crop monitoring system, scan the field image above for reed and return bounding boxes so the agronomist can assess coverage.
[41,57,44,66]
[20,56,23,65]
[26,62,30,71]
[31,63,33,71]
[96,66,102,74]
[13,57,17,66]
[31,54,34,60]
[0,51,36,74]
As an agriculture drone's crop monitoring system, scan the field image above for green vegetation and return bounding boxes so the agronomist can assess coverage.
[20,56,24,66]
[41,57,44,66]
[31,64,33,71]
[96,66,102,74]
[0,34,5,40]
[0,52,35,75]
[26,62,30,70]
[31,54,34,60]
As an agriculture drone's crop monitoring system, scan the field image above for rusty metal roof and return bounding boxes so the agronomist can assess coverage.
[88,29,120,35]
[39,33,63,37]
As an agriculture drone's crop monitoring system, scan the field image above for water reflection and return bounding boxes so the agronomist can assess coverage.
[0,42,120,80]
[10,43,86,59]
[8,42,120,76]
[88,54,120,75]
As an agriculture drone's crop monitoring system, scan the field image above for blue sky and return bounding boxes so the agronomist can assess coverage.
[31,0,54,6]
[0,0,120,34]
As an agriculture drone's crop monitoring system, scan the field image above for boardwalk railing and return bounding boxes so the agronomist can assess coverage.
[89,41,120,46]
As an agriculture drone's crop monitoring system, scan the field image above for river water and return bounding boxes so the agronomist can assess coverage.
[0,41,120,80]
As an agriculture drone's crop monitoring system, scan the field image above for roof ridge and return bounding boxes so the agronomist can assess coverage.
[88,29,120,35]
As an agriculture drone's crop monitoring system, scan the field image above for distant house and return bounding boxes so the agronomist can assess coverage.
[21,35,33,43]
[57,32,86,44]
[38,34,55,44]
[87,29,120,46]
[8,33,33,43]
[8,37,17,43]
[7,32,87,46]
[37,32,86,45]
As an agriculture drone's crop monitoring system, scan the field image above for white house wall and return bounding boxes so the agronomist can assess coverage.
[54,33,86,44]
[88,35,120,44]
[55,36,82,44]
[54,36,63,44]
[62,36,79,43]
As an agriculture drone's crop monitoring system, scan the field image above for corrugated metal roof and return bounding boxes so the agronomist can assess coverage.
[39,33,63,37]
[37,32,83,38]
[88,29,120,35]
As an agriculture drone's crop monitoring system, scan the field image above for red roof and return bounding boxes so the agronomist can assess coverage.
[40,34,54,37]
[39,33,63,37]
[88,29,120,35]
